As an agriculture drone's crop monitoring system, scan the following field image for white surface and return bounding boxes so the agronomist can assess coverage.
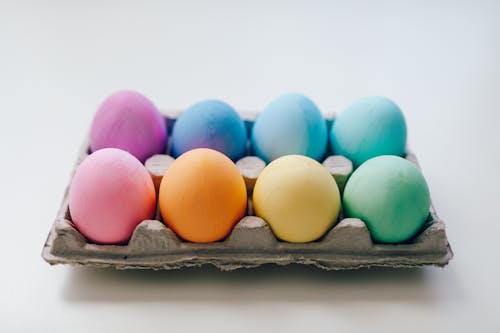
[1,0,499,332]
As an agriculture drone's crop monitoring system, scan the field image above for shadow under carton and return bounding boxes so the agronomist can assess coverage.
[41,111,453,271]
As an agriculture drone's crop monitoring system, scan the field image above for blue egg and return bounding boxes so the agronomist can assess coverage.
[171,100,247,161]
[251,93,327,163]
[330,96,407,168]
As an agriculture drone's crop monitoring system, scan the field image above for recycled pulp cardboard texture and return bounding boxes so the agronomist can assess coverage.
[41,111,453,271]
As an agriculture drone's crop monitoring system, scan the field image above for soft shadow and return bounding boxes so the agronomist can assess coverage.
[63,264,461,304]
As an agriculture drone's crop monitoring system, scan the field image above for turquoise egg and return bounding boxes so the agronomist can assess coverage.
[251,93,327,163]
[330,96,406,168]
[343,155,431,243]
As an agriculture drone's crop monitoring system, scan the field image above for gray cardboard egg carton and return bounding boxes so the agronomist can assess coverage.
[42,111,453,270]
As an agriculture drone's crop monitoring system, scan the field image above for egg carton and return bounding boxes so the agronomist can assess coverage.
[41,111,453,270]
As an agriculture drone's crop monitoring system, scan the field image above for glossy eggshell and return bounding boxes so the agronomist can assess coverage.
[90,90,167,163]
[252,155,341,242]
[170,100,247,161]
[158,148,247,243]
[68,148,156,244]
[251,93,327,163]
[330,96,407,168]
[343,155,430,243]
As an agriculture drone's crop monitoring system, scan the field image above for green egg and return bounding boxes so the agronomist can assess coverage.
[343,155,431,243]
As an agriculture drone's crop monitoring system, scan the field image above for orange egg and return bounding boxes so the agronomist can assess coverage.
[159,148,247,242]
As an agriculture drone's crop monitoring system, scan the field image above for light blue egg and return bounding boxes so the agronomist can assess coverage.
[171,100,247,161]
[251,93,327,163]
[330,96,407,168]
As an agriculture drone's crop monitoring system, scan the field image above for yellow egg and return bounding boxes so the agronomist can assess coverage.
[253,155,341,242]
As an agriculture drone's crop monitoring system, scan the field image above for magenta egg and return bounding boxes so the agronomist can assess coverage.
[68,148,157,244]
[90,90,167,163]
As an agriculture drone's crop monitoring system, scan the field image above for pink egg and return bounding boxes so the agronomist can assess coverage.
[90,90,167,163]
[68,148,156,244]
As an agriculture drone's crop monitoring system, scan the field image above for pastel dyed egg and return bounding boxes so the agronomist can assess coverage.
[170,100,247,161]
[159,148,247,242]
[253,155,341,242]
[251,93,327,163]
[343,155,430,243]
[330,96,407,168]
[68,148,156,244]
[90,90,167,163]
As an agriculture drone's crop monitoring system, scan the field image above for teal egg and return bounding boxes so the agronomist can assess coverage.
[343,155,430,243]
[251,93,327,163]
[330,96,406,168]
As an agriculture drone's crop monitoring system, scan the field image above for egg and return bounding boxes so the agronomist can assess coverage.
[90,90,167,163]
[330,96,406,168]
[343,155,430,243]
[159,148,247,242]
[170,100,247,161]
[251,93,327,163]
[253,155,341,242]
[68,148,156,244]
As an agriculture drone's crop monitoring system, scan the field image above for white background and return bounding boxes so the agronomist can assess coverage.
[1,0,499,332]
